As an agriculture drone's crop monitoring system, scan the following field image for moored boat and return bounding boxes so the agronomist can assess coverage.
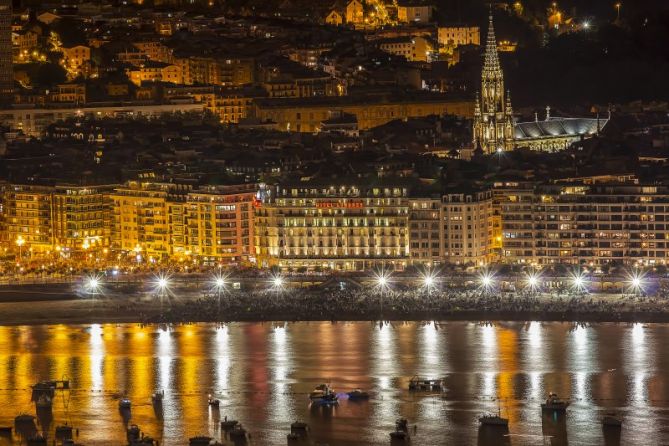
[347,389,370,400]
[541,392,569,411]
[602,412,623,427]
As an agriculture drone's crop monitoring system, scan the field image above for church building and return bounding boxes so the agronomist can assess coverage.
[473,15,608,154]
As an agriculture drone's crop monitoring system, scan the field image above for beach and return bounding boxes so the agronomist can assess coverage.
[0,280,667,325]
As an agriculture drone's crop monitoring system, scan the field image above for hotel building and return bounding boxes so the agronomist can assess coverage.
[255,182,410,271]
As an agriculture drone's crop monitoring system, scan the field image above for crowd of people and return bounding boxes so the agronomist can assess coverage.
[130,284,669,324]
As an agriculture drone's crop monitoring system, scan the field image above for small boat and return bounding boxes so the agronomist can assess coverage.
[26,436,47,446]
[229,425,248,440]
[152,390,164,403]
[395,418,408,432]
[35,393,52,409]
[602,412,623,427]
[541,392,569,411]
[15,414,35,424]
[221,417,239,430]
[0,426,12,435]
[479,413,509,426]
[290,421,308,431]
[189,437,213,446]
[208,395,220,407]
[389,430,408,440]
[55,424,73,439]
[127,424,141,442]
[309,384,338,404]
[119,398,132,410]
[347,389,370,400]
[408,376,443,391]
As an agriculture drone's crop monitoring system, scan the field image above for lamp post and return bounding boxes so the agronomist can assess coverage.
[615,2,621,21]
[16,236,25,262]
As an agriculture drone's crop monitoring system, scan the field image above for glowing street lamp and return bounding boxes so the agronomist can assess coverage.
[626,271,646,295]
[16,236,25,260]
[525,271,541,292]
[85,275,102,294]
[570,270,588,293]
[271,275,284,290]
[215,277,226,289]
[153,272,171,297]
[479,270,495,293]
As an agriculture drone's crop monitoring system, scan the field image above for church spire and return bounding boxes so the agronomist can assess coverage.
[482,12,502,80]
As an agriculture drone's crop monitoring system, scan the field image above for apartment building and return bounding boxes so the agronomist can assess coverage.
[408,198,442,266]
[442,191,498,265]
[437,26,480,48]
[496,181,669,266]
[255,182,410,271]
[110,182,256,264]
[4,184,115,254]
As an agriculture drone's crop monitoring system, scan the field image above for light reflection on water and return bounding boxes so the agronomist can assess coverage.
[0,322,667,445]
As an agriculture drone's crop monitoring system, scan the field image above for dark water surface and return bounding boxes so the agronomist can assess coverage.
[0,321,666,445]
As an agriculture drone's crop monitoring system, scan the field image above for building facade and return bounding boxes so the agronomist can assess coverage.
[255,183,410,271]
[442,191,498,265]
[496,181,669,266]
[0,0,12,105]
[4,184,115,255]
[110,182,256,264]
[437,26,480,48]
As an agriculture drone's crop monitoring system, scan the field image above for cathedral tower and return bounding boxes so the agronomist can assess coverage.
[473,13,514,153]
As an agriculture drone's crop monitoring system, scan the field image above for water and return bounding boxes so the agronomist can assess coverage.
[0,321,666,445]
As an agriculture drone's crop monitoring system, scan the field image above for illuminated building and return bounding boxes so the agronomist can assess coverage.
[12,29,38,62]
[325,10,344,26]
[346,0,364,25]
[127,61,182,86]
[514,107,609,152]
[49,83,86,104]
[252,93,473,132]
[255,182,410,271]
[4,184,115,254]
[110,182,184,262]
[437,25,480,48]
[61,45,91,78]
[473,16,607,154]
[442,191,498,265]
[472,13,515,154]
[0,102,205,137]
[0,0,12,105]
[496,181,669,266]
[378,36,433,62]
[110,182,257,264]
[175,56,255,86]
[408,198,442,265]
[182,185,256,264]
[397,2,433,23]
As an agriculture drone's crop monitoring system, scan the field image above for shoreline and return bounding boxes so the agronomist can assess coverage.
[0,282,668,326]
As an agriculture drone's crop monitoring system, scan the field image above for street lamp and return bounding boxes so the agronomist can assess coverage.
[526,271,541,291]
[85,274,102,294]
[16,236,25,261]
[615,3,621,21]
[570,270,588,293]
[626,270,646,295]
[479,270,495,293]
[272,275,284,289]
